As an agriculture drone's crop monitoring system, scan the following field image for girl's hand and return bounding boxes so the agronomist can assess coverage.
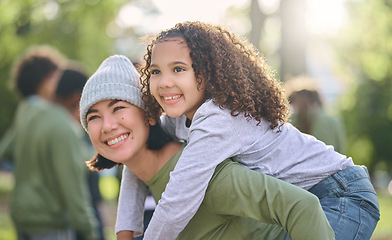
[117,230,134,240]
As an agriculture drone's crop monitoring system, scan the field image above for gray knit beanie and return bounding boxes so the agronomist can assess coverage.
[80,55,144,132]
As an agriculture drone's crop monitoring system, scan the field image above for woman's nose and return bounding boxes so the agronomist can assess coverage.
[101,115,118,133]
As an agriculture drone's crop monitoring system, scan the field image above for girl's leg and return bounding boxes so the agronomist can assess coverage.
[309,166,380,240]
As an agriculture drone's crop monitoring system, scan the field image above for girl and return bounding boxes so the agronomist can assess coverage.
[79,55,334,240]
[118,21,380,240]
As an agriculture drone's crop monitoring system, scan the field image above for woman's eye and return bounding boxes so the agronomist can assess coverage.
[174,67,184,73]
[113,106,125,112]
[151,69,160,75]
[87,115,99,122]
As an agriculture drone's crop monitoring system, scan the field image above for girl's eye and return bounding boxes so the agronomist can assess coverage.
[174,67,184,73]
[151,69,160,75]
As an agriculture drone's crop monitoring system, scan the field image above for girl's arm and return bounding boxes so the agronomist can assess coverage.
[143,101,242,239]
[160,114,189,141]
[115,166,149,237]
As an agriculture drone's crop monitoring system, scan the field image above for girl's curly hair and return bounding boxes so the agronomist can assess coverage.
[140,21,289,130]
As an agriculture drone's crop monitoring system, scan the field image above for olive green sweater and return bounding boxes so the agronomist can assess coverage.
[0,97,98,239]
[145,143,334,240]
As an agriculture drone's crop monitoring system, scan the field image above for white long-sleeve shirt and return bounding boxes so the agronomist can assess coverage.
[116,99,354,239]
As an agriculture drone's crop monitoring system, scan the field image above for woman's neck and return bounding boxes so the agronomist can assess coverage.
[124,141,182,182]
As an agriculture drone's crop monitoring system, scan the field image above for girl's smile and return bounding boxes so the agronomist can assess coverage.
[149,38,206,120]
[161,93,183,105]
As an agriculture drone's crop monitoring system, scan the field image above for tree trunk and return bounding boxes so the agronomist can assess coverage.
[250,0,266,49]
[279,0,307,82]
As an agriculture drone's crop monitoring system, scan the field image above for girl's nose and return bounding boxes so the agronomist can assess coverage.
[157,73,174,88]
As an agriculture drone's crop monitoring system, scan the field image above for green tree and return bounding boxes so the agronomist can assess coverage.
[0,0,128,136]
[334,0,392,176]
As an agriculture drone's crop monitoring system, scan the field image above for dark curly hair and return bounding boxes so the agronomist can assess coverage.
[140,21,289,130]
[13,45,66,98]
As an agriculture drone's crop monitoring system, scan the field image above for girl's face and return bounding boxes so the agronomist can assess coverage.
[149,37,206,120]
[86,99,151,164]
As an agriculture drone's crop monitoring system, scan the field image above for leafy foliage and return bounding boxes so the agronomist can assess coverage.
[334,0,392,173]
[0,0,128,136]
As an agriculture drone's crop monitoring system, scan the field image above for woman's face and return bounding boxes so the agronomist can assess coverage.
[86,99,150,164]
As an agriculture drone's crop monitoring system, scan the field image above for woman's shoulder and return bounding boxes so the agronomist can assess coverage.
[165,141,184,153]
[160,141,184,164]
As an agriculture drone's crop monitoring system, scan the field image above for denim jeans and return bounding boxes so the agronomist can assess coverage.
[286,165,380,240]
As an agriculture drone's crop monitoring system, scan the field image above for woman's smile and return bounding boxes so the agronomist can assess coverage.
[105,133,130,146]
[87,100,151,164]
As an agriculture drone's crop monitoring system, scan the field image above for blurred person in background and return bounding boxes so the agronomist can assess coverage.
[54,66,106,240]
[285,75,346,154]
[0,45,99,240]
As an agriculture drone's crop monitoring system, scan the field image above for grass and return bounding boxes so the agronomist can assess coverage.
[371,191,392,240]
[0,171,16,240]
[0,171,119,240]
[1,170,392,239]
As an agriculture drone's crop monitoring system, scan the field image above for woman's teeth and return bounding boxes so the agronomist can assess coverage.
[107,134,128,146]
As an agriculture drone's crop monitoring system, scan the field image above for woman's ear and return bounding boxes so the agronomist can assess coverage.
[148,118,157,126]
